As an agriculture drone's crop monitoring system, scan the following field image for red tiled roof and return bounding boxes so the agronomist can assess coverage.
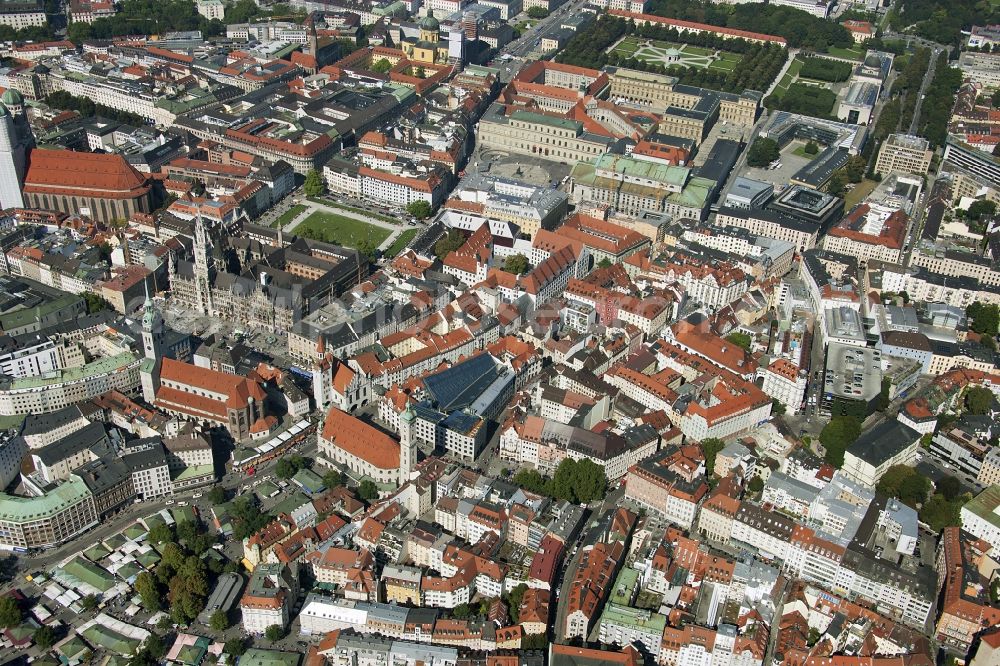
[24,149,150,198]
[158,358,267,410]
[321,407,399,470]
[557,214,649,255]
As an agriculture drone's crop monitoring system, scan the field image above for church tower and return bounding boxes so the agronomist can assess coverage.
[399,400,417,484]
[312,335,333,410]
[0,93,30,211]
[141,284,164,360]
[193,214,216,316]
[139,284,163,404]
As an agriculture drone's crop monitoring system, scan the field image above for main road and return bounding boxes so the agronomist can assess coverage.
[492,0,594,81]
[23,432,320,571]
[907,46,941,135]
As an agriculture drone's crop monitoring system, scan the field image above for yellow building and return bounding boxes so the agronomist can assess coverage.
[382,564,422,604]
[402,11,450,65]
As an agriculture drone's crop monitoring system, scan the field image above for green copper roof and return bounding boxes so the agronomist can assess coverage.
[510,109,582,133]
[591,153,691,187]
[0,476,92,523]
[7,352,137,390]
[599,602,667,633]
[962,484,1000,528]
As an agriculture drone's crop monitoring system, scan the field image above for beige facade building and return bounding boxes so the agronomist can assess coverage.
[951,171,1000,205]
[0,352,141,417]
[875,134,933,177]
[696,494,738,543]
[478,105,616,164]
[604,66,759,139]
[570,153,713,220]
[715,209,820,253]
[910,248,1000,287]
[978,448,1000,487]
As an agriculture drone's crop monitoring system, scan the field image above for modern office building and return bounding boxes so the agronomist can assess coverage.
[0,475,98,549]
[875,134,933,177]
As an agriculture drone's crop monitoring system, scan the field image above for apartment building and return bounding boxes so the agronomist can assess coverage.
[875,134,933,177]
[240,563,299,634]
[878,265,1000,308]
[979,448,1000,486]
[960,485,1000,556]
[936,527,1000,652]
[958,50,1000,91]
[823,206,907,265]
[624,446,709,529]
[841,420,920,487]
[624,252,750,313]
[762,358,808,411]
[0,2,46,28]
[0,352,142,417]
[910,247,1000,288]
[564,540,623,639]
[715,207,820,254]
[324,161,451,208]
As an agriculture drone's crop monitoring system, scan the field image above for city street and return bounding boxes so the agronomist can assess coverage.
[553,487,624,643]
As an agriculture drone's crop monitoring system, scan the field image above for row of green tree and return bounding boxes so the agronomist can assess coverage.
[820,382,997,476]
[968,302,1000,337]
[764,84,838,119]
[0,596,62,649]
[629,21,779,54]
[887,0,1000,47]
[67,0,220,42]
[746,137,779,167]
[892,48,932,139]
[555,14,629,70]
[45,91,147,128]
[511,458,608,504]
[826,155,870,198]
[65,0,307,43]
[0,24,54,43]
[798,56,853,83]
[915,53,963,148]
[647,0,853,50]
[135,518,224,626]
[863,48,930,169]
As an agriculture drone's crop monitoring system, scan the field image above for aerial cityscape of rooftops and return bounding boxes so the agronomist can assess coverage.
[4,0,1000,664]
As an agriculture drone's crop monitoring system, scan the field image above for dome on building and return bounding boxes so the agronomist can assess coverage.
[32,64,49,74]
[419,10,440,30]
[0,90,23,106]
[863,54,881,69]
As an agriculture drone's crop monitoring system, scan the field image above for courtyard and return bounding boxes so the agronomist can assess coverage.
[609,36,743,71]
